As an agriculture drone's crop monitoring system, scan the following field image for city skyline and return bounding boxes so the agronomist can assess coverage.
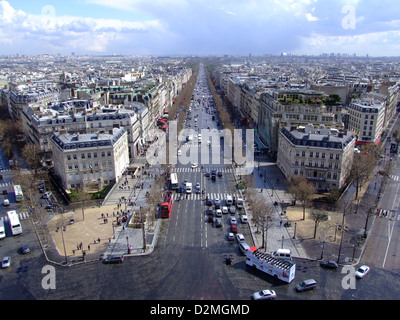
[1,0,400,57]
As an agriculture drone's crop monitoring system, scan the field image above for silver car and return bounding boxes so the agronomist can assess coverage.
[252,289,276,300]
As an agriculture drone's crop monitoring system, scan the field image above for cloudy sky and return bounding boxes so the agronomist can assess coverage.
[1,0,400,56]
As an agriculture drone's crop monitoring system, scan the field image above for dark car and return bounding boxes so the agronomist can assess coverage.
[206,199,213,206]
[19,246,30,254]
[103,255,124,264]
[215,218,222,228]
[2,190,7,195]
[320,260,338,269]
[217,171,222,177]
[206,208,214,216]
[178,186,184,194]
[205,172,210,177]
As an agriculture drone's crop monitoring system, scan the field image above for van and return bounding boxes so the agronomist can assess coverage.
[295,279,317,292]
[239,242,251,255]
[226,195,233,206]
[272,248,292,260]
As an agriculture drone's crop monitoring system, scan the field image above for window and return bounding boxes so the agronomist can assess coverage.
[88,153,91,158]
[67,155,71,161]
[310,152,313,158]
[94,152,97,158]
[81,153,85,159]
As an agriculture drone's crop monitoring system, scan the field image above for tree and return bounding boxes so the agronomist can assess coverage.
[349,153,376,200]
[287,175,316,220]
[310,210,329,239]
[248,190,275,251]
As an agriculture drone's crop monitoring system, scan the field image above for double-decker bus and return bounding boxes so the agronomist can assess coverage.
[170,173,179,190]
[7,210,22,235]
[13,185,24,202]
[160,191,174,218]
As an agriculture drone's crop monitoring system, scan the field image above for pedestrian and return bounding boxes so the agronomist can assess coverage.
[88,244,90,251]
[280,220,283,227]
[98,238,101,243]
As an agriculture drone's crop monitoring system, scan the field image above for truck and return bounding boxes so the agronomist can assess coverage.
[245,246,296,283]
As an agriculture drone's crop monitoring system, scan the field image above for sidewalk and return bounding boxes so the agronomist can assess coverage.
[235,161,309,259]
[42,156,162,265]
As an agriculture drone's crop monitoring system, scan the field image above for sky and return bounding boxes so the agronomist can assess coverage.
[1,0,400,57]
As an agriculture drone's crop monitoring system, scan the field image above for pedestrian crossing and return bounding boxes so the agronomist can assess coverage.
[0,212,30,222]
[390,175,400,181]
[173,192,241,201]
[376,209,400,220]
[172,167,233,173]
[0,181,13,188]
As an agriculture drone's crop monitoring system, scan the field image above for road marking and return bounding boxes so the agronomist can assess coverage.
[382,219,396,268]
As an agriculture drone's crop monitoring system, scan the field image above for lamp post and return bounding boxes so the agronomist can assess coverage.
[293,222,297,239]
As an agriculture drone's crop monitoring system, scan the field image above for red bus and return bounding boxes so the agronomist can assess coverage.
[160,191,174,218]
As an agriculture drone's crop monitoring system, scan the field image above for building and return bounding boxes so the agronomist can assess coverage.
[347,93,386,145]
[277,124,355,191]
[258,88,345,155]
[50,127,129,192]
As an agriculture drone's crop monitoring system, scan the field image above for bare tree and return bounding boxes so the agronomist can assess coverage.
[349,153,376,200]
[248,191,275,251]
[310,210,329,239]
[287,175,316,220]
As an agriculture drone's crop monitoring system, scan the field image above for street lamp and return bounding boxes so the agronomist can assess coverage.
[293,222,297,239]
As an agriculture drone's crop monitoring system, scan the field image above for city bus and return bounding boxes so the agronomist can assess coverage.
[13,185,24,202]
[160,191,173,218]
[170,173,179,190]
[7,210,22,235]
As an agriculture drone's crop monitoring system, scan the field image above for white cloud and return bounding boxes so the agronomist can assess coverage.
[0,0,167,54]
[306,13,319,21]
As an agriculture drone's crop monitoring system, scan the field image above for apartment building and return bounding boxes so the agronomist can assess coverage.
[50,127,129,192]
[25,102,146,159]
[347,93,386,145]
[277,124,355,191]
[258,88,345,154]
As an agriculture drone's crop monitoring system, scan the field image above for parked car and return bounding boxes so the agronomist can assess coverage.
[214,198,221,208]
[240,215,248,223]
[103,255,124,264]
[206,198,213,206]
[252,289,277,300]
[355,265,370,279]
[2,256,10,268]
[320,260,338,269]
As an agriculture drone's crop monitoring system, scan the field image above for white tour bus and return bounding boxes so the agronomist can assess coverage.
[0,220,5,239]
[7,210,22,235]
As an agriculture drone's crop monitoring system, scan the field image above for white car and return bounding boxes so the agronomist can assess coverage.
[252,289,276,300]
[236,233,245,243]
[222,206,229,214]
[215,209,222,217]
[177,150,182,156]
[355,265,370,279]
[191,163,198,169]
[227,233,235,241]
[2,256,10,268]
[240,215,248,223]
[230,217,237,225]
